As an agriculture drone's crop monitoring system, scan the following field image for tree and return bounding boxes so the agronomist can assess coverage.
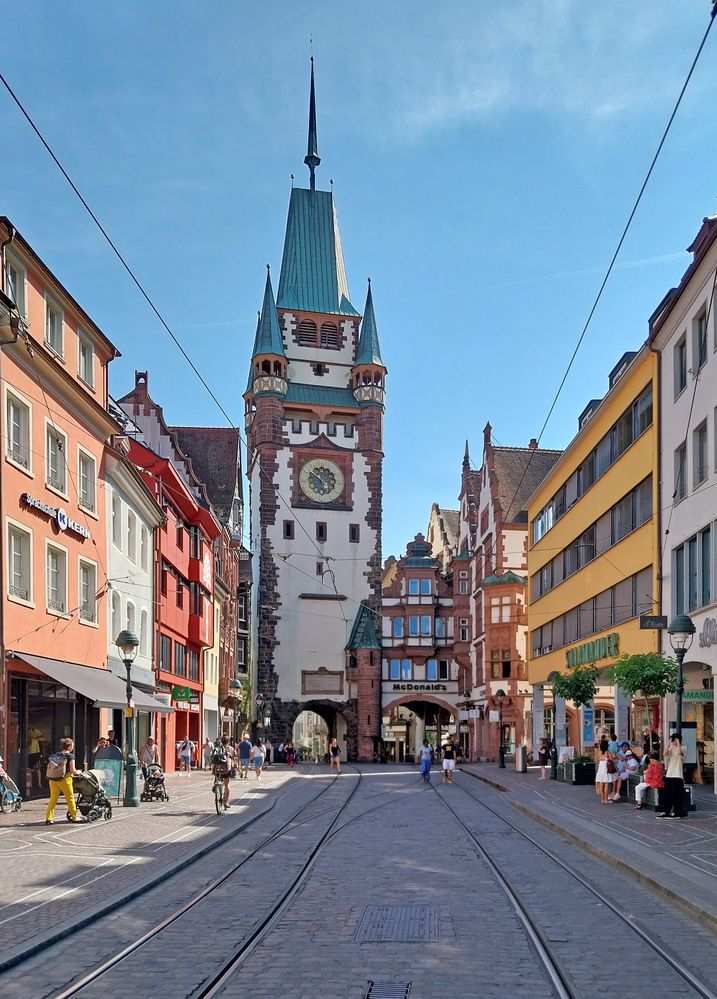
[551,667,599,751]
[606,653,677,736]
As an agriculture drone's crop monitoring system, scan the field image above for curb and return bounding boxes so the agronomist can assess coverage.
[0,793,279,973]
[459,767,509,793]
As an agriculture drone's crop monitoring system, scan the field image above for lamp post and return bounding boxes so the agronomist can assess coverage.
[495,689,506,768]
[116,629,140,807]
[668,614,696,739]
[255,692,266,740]
[547,670,560,780]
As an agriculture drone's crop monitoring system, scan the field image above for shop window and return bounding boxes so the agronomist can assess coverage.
[46,424,67,494]
[174,643,186,677]
[8,523,32,603]
[6,391,31,470]
[79,560,97,623]
[78,451,96,513]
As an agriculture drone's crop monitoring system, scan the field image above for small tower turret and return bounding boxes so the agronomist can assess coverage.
[250,266,288,399]
[352,279,386,407]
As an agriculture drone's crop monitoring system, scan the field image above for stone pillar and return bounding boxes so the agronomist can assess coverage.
[615,686,630,743]
[532,684,544,753]
[414,715,425,758]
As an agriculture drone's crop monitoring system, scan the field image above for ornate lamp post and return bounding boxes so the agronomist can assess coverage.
[546,670,560,780]
[255,692,266,739]
[495,689,506,768]
[668,614,695,738]
[116,629,140,807]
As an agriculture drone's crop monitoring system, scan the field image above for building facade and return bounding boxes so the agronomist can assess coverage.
[527,347,659,752]
[650,214,717,790]
[244,65,385,759]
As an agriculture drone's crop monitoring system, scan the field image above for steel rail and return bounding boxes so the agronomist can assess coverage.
[451,777,716,999]
[53,770,346,999]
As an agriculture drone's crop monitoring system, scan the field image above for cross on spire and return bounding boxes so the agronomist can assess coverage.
[304,57,321,190]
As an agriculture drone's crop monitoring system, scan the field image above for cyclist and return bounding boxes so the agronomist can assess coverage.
[211,735,236,810]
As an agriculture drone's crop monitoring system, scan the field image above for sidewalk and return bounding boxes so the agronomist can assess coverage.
[460,762,717,930]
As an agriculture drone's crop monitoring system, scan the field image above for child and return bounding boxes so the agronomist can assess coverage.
[595,745,613,804]
[634,752,664,810]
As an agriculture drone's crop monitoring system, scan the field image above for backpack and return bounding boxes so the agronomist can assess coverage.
[46,753,67,780]
[211,744,228,767]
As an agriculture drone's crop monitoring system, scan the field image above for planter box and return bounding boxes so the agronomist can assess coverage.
[556,761,596,785]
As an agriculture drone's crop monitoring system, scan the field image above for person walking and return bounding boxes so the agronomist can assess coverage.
[139,737,159,779]
[418,739,433,783]
[285,740,295,767]
[537,738,549,779]
[211,735,236,809]
[45,737,79,825]
[252,738,266,780]
[659,734,688,818]
[238,734,252,779]
[201,738,212,770]
[179,738,193,775]
[442,736,457,783]
[264,738,273,766]
[329,738,342,774]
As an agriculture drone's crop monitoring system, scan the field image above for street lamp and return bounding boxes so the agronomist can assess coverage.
[546,670,560,780]
[116,629,140,807]
[495,689,506,768]
[255,692,266,738]
[668,614,695,739]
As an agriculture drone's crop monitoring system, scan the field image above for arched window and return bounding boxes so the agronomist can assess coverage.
[320,322,339,348]
[297,319,317,347]
[261,359,270,374]
[273,360,282,375]
[140,609,148,657]
[111,591,121,642]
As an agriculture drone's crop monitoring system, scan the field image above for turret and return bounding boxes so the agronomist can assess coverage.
[352,279,386,407]
[249,267,288,400]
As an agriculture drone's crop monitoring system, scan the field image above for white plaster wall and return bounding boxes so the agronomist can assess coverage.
[281,312,356,373]
[287,360,355,389]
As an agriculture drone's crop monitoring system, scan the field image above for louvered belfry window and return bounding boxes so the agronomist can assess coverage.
[320,322,339,348]
[297,319,318,346]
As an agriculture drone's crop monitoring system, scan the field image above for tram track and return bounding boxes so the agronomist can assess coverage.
[50,768,362,999]
[435,776,717,999]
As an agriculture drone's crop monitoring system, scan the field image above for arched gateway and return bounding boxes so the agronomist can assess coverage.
[382,694,458,763]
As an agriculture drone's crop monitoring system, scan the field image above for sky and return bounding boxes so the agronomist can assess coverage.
[3,2,717,559]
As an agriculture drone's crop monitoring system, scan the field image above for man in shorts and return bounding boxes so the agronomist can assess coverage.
[238,733,253,779]
[212,735,236,809]
[442,737,457,783]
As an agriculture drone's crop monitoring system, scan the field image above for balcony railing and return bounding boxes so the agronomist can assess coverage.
[80,605,97,623]
[79,496,95,514]
[48,597,66,613]
[47,474,65,492]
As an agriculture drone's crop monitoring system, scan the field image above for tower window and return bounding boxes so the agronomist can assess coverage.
[316,522,327,542]
[320,322,339,349]
[349,524,360,543]
[316,561,324,576]
[283,520,294,540]
[297,320,318,347]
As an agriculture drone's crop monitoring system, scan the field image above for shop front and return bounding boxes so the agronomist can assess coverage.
[681,611,715,789]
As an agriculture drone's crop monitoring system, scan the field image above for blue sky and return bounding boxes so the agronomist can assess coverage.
[3,2,717,558]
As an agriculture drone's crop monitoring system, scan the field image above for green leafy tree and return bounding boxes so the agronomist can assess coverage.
[551,666,598,751]
[606,653,677,736]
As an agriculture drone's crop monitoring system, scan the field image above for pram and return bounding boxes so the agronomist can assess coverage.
[69,770,113,822]
[0,765,22,813]
[141,763,169,802]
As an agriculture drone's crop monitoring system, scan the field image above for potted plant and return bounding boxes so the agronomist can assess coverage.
[606,653,677,749]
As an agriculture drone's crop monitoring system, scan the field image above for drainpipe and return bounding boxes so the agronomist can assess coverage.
[0,224,17,766]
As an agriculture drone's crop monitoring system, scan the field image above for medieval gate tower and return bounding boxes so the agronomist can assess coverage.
[244,62,386,760]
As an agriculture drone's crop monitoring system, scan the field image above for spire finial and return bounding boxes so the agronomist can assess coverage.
[304,57,321,190]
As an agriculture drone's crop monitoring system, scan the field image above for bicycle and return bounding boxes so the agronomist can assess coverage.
[212,774,225,814]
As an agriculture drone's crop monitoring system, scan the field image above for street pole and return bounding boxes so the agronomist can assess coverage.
[550,700,558,780]
[498,701,505,768]
[675,646,685,739]
[123,657,140,807]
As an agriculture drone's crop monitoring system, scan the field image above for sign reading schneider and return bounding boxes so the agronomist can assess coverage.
[565,633,619,669]
[23,493,91,540]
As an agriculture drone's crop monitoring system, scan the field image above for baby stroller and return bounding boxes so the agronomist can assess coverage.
[0,757,22,813]
[69,770,113,822]
[141,763,169,802]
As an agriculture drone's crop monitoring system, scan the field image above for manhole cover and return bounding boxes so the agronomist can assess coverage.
[354,905,439,943]
[365,984,411,998]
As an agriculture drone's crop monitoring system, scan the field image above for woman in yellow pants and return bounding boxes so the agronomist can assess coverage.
[45,737,79,824]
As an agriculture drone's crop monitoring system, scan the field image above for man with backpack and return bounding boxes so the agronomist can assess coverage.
[45,737,79,824]
[211,735,236,809]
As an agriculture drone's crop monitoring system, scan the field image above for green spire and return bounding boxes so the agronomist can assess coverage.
[304,57,321,191]
[252,267,285,358]
[355,279,384,366]
[345,600,381,650]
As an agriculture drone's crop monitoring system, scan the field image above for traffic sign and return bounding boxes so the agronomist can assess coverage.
[639,615,667,630]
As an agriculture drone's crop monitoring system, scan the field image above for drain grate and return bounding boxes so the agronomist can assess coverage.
[365,983,411,999]
[354,905,439,943]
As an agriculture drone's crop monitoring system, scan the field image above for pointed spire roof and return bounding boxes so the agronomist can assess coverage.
[463,440,470,467]
[345,600,381,650]
[252,268,285,358]
[304,57,321,191]
[355,280,384,366]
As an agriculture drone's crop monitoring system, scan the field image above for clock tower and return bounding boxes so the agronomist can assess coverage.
[244,61,386,760]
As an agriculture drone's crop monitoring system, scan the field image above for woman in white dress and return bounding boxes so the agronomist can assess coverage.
[595,746,613,804]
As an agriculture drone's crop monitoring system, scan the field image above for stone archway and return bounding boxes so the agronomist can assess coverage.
[272,698,358,760]
[382,694,459,763]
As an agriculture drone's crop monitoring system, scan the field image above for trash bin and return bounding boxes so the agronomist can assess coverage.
[515,744,527,773]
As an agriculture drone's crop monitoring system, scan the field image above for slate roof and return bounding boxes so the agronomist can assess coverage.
[440,509,460,547]
[284,382,358,409]
[355,281,383,366]
[346,600,381,650]
[277,188,359,316]
[170,426,240,524]
[493,447,562,524]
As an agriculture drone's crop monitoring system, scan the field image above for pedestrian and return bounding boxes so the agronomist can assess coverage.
[659,734,688,818]
[634,753,664,811]
[139,737,159,779]
[45,737,79,825]
[92,736,109,762]
[609,742,640,801]
[595,744,614,804]
[285,740,295,767]
[277,741,285,763]
[441,736,457,783]
[264,738,273,766]
[179,738,193,775]
[599,733,609,753]
[202,737,213,770]
[329,738,342,774]
[537,738,549,779]
[252,738,265,780]
[607,730,619,754]
[212,735,236,810]
[238,733,252,779]
[418,739,433,783]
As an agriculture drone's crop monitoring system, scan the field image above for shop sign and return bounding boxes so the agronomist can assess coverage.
[698,617,717,649]
[387,682,455,692]
[172,685,191,702]
[684,690,713,701]
[153,692,171,707]
[22,493,91,540]
[189,690,200,705]
[565,633,618,669]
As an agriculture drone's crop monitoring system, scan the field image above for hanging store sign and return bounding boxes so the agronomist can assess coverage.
[172,685,191,702]
[22,493,91,540]
[698,618,717,649]
[565,633,618,669]
[684,690,713,701]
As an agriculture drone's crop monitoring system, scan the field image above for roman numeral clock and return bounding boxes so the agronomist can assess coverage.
[298,456,345,504]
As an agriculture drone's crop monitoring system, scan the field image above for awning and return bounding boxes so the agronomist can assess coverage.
[12,653,174,713]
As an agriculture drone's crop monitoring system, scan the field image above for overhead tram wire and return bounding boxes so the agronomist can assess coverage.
[463,4,717,586]
[0,71,355,594]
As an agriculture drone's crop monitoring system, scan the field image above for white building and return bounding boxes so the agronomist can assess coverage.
[650,214,716,792]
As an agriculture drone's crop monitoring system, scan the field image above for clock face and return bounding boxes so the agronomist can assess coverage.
[299,458,345,503]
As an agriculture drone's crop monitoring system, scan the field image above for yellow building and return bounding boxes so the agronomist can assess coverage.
[527,345,659,750]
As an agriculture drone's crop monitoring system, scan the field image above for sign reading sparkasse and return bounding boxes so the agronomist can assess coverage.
[22,493,91,540]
